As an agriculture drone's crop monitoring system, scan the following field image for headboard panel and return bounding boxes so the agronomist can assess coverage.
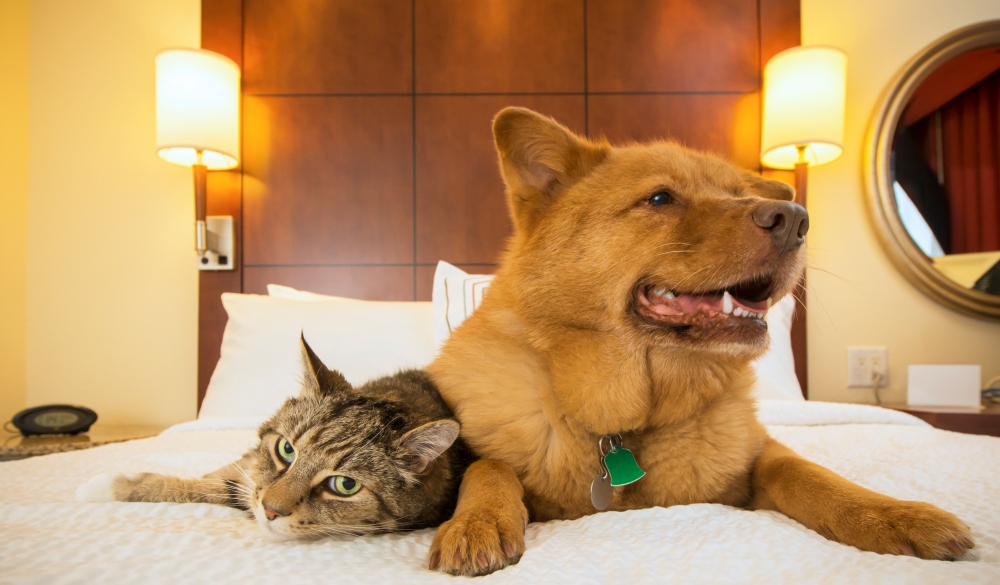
[199,0,803,407]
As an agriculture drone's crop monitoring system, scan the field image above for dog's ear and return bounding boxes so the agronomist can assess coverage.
[493,107,609,233]
[745,173,796,202]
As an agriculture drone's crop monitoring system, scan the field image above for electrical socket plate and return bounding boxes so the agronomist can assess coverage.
[848,347,888,387]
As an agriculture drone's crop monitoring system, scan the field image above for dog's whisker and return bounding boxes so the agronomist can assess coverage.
[804,263,858,286]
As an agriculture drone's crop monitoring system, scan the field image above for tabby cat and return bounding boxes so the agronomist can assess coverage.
[78,336,472,541]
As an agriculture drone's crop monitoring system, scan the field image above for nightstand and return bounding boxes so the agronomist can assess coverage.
[881,403,1000,437]
[0,424,165,461]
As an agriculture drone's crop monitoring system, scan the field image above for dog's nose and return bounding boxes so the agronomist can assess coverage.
[262,503,286,521]
[752,201,809,256]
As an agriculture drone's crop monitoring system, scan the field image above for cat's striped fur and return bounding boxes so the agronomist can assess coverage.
[93,336,472,541]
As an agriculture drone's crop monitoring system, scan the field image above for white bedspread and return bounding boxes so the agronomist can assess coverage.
[1,401,998,584]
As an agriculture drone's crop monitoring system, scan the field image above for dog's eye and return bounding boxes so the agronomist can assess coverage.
[648,192,674,206]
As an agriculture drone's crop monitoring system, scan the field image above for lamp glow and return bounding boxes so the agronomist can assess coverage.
[156,49,239,170]
[760,46,847,170]
[155,48,239,268]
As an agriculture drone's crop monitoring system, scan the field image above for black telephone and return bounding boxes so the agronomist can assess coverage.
[10,405,98,436]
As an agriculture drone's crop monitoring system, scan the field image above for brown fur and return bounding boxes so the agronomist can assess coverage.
[426,107,973,576]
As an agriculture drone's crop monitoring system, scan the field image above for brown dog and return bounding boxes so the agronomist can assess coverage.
[426,107,974,576]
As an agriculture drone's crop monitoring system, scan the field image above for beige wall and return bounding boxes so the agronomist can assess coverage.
[802,0,1000,403]
[26,0,201,426]
[11,0,1000,427]
[0,0,30,426]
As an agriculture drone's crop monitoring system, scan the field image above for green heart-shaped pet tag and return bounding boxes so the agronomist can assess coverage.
[604,447,645,487]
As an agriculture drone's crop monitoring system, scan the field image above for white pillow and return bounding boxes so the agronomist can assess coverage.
[431,261,804,401]
[431,261,494,347]
[266,283,340,301]
[199,293,436,419]
[750,295,804,401]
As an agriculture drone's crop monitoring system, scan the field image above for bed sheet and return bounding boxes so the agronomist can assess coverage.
[1,401,998,584]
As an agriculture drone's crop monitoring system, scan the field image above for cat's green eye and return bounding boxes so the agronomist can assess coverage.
[276,437,296,464]
[328,475,361,496]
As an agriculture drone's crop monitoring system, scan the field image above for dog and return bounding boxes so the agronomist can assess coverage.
[425,107,974,576]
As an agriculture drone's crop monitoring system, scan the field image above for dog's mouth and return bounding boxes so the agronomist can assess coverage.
[633,275,775,343]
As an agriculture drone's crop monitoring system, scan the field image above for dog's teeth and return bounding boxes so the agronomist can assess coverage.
[734,307,745,317]
[649,287,676,301]
[722,291,734,315]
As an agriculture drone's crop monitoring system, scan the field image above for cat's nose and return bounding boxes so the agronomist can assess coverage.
[262,503,286,521]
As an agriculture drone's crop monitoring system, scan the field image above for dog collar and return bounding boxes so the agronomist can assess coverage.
[590,433,646,510]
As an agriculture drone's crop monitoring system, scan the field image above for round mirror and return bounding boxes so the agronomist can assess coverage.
[867,20,1000,319]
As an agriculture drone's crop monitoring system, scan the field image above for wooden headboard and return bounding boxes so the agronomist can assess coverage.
[198,0,805,408]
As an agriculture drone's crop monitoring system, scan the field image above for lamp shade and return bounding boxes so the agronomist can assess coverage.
[156,49,239,170]
[760,46,847,170]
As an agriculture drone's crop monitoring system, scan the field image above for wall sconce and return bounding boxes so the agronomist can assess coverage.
[155,48,240,270]
[760,46,847,205]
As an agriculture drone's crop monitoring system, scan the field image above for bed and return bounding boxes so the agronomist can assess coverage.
[2,401,998,584]
[6,276,997,583]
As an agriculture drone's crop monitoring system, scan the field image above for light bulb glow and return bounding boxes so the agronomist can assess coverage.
[156,49,239,170]
[761,46,847,170]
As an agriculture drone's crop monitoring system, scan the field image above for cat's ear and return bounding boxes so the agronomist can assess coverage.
[394,420,460,477]
[299,333,351,399]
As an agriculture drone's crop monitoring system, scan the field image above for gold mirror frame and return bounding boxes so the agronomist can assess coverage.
[866,19,1000,320]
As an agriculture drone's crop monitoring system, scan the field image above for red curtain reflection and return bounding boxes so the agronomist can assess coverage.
[911,70,1000,254]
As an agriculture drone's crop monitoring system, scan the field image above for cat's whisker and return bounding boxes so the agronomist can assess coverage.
[305,527,389,539]
[226,463,258,488]
[299,525,375,539]
[301,518,406,534]
[219,481,256,497]
[196,478,256,500]
[201,477,254,491]
[390,501,435,523]
[133,477,254,504]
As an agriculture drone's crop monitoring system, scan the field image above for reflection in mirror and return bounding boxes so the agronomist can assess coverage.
[891,46,1000,295]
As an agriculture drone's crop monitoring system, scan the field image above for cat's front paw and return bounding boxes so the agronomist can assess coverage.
[75,473,140,502]
[823,499,974,560]
[428,503,528,576]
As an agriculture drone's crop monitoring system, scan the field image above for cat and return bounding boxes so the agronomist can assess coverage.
[78,335,472,541]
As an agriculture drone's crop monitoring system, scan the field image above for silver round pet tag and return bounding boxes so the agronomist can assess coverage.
[591,470,612,510]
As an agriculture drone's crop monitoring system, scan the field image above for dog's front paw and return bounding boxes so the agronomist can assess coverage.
[428,504,528,576]
[822,499,974,560]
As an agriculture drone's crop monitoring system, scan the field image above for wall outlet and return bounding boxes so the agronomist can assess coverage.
[848,347,888,387]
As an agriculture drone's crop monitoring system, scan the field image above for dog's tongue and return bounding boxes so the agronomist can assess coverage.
[641,287,768,317]
[646,292,723,316]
